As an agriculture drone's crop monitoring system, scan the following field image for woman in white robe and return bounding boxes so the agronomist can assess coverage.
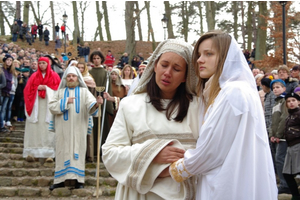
[169,30,278,200]
[102,39,203,200]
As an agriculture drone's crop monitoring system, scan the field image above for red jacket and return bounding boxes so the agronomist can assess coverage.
[61,25,65,32]
[31,25,37,35]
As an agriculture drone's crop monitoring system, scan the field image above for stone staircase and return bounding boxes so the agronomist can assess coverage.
[0,121,116,199]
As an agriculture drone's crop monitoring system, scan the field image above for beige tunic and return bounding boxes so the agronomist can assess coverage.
[49,86,98,184]
[102,93,203,200]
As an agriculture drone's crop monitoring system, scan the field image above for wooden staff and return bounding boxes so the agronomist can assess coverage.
[95,86,105,198]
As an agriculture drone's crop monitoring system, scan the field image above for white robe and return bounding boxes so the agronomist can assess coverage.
[102,93,203,200]
[49,86,98,184]
[23,87,55,158]
[170,38,277,200]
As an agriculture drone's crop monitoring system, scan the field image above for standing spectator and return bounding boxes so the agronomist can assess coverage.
[44,27,50,46]
[61,23,65,38]
[269,79,290,194]
[103,50,115,68]
[278,65,299,94]
[82,42,90,63]
[16,18,23,27]
[283,93,300,200]
[0,58,7,132]
[1,54,17,127]
[55,23,60,37]
[20,23,29,42]
[25,31,32,46]
[23,57,60,163]
[11,20,20,42]
[31,23,37,42]
[54,36,62,54]
[48,66,102,190]
[77,44,83,59]
[37,21,43,41]
[290,65,300,81]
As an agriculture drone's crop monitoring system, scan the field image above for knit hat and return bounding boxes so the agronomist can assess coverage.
[270,79,286,90]
[2,53,13,62]
[285,92,300,101]
[133,39,197,96]
[294,87,300,94]
[261,78,272,88]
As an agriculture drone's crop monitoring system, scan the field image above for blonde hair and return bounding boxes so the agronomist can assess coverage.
[121,64,133,79]
[76,62,89,76]
[193,30,231,110]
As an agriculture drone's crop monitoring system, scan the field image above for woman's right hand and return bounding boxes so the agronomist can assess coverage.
[153,142,185,164]
[37,85,46,90]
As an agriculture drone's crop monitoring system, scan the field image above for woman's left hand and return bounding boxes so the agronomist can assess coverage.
[158,167,170,178]
[38,85,46,90]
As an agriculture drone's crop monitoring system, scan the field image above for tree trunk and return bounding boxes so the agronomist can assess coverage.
[50,2,55,40]
[196,2,204,35]
[145,1,156,50]
[246,1,253,51]
[125,1,136,63]
[180,2,189,42]
[79,1,89,41]
[16,1,21,20]
[29,2,39,24]
[72,1,80,47]
[23,1,30,25]
[164,2,175,39]
[205,1,215,31]
[232,1,238,40]
[241,2,246,50]
[102,1,111,41]
[134,2,143,41]
[95,1,104,41]
[0,2,5,35]
[256,1,267,60]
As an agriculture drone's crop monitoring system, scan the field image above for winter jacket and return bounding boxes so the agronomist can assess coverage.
[270,94,288,139]
[31,25,37,35]
[11,24,20,34]
[38,24,43,35]
[285,107,300,146]
[44,30,50,41]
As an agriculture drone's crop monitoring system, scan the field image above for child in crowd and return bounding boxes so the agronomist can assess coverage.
[283,93,300,200]
[269,79,290,194]
[25,31,32,46]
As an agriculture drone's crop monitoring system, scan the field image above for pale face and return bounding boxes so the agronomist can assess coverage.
[5,58,13,66]
[286,97,299,109]
[154,52,186,99]
[272,83,286,96]
[110,72,118,81]
[13,62,20,68]
[92,55,102,66]
[291,70,299,78]
[252,69,260,77]
[38,61,48,73]
[31,62,38,70]
[66,73,78,83]
[123,67,131,78]
[278,70,289,80]
[196,39,218,79]
[138,67,145,76]
[77,64,85,73]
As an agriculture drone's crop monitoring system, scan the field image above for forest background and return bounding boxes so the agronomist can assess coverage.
[1,1,300,71]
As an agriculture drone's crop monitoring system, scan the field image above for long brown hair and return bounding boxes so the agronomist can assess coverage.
[193,30,231,110]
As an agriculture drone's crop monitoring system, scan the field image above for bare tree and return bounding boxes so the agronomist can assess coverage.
[125,1,136,63]
[16,1,21,20]
[50,2,55,40]
[196,2,204,35]
[241,2,246,50]
[102,1,111,41]
[23,1,30,25]
[0,2,5,35]
[95,1,104,41]
[232,1,238,40]
[205,1,215,31]
[164,1,175,39]
[72,1,80,46]
[256,1,268,60]
[246,1,253,51]
[79,1,90,41]
[145,1,156,50]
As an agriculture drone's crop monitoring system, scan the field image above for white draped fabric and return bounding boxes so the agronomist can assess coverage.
[170,37,278,200]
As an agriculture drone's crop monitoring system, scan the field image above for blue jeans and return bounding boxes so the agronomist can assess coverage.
[45,41,49,46]
[275,141,288,188]
[84,55,89,63]
[12,34,18,42]
[1,95,15,124]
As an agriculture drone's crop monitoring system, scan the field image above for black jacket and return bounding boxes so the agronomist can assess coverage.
[285,107,300,146]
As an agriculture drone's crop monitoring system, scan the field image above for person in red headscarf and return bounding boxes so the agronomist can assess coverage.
[23,57,61,163]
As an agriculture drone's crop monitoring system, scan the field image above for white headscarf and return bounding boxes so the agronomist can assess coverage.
[133,39,198,96]
[58,66,87,89]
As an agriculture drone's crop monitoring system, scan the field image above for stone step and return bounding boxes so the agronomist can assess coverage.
[0,167,110,178]
[0,153,23,161]
[0,185,116,198]
[0,137,23,143]
[0,176,117,187]
[0,160,108,169]
[0,142,23,148]
[1,131,24,138]
[0,147,23,154]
